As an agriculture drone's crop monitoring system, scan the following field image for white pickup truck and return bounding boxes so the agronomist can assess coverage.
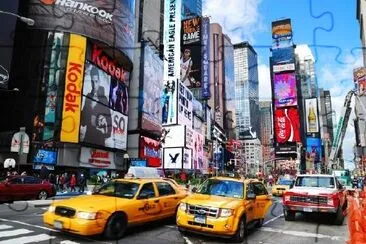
[282,174,347,225]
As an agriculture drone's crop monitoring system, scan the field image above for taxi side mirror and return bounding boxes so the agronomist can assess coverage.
[247,192,256,200]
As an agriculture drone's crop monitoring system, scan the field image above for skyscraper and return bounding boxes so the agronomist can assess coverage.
[234,42,259,140]
[260,101,273,168]
[182,0,202,20]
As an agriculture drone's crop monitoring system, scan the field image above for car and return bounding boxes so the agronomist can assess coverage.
[282,174,347,225]
[0,175,56,203]
[176,177,272,242]
[43,178,189,239]
[272,177,295,196]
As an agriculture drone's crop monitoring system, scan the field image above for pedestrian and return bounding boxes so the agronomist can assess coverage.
[59,174,65,192]
[70,174,77,192]
[78,173,86,193]
[39,164,49,180]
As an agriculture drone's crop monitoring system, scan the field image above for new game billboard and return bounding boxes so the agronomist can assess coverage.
[28,0,136,60]
[274,108,301,143]
[181,16,202,88]
[274,73,297,108]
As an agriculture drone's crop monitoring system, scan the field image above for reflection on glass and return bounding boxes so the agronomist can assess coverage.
[94,181,140,199]
[198,179,243,199]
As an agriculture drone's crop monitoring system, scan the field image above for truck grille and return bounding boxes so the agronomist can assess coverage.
[55,206,76,218]
[290,195,328,205]
[187,205,219,218]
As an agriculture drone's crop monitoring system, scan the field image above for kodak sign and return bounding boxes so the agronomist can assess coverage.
[60,34,86,143]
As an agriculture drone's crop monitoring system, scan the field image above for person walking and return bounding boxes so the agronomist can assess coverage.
[78,173,86,193]
[39,164,49,181]
[70,174,77,192]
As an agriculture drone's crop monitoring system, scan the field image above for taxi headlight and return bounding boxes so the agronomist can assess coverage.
[179,202,187,212]
[48,206,55,212]
[76,211,97,220]
[219,208,233,217]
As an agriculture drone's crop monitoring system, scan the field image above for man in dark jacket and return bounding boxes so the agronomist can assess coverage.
[40,164,49,180]
[78,173,86,193]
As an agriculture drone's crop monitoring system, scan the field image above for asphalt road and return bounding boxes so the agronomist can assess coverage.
[0,197,349,244]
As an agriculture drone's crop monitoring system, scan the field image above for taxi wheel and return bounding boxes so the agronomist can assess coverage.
[104,213,127,240]
[37,191,48,200]
[233,217,246,242]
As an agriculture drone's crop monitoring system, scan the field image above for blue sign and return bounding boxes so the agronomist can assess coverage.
[272,46,294,65]
[33,149,57,165]
[130,159,147,167]
[201,17,211,99]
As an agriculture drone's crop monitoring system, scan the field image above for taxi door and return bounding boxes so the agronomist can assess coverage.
[252,182,272,219]
[155,182,180,217]
[245,183,255,223]
[134,182,163,223]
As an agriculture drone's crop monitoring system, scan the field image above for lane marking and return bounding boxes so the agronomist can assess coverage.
[0,229,33,238]
[260,227,345,241]
[182,236,194,244]
[0,225,13,230]
[60,241,81,244]
[263,214,284,226]
[0,234,56,244]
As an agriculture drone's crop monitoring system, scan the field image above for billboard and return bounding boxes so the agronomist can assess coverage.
[273,63,295,73]
[272,47,294,64]
[60,34,86,143]
[79,147,113,168]
[305,137,322,170]
[274,73,297,108]
[272,19,292,40]
[354,67,366,96]
[33,149,57,165]
[164,148,183,169]
[178,82,193,127]
[272,38,292,49]
[164,125,185,148]
[162,0,181,125]
[274,108,301,143]
[181,16,201,88]
[183,148,192,169]
[201,17,211,99]
[28,0,136,60]
[305,98,320,134]
[142,45,163,132]
[139,136,161,167]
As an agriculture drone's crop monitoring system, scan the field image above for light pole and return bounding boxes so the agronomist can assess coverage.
[0,10,35,26]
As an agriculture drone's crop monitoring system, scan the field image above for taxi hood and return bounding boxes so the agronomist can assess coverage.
[183,193,242,209]
[52,195,131,211]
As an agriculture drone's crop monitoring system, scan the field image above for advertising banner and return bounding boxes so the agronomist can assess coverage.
[181,16,201,88]
[272,38,292,49]
[83,62,111,106]
[111,111,128,150]
[183,148,192,169]
[60,34,86,143]
[162,0,181,125]
[178,82,193,127]
[139,136,161,167]
[142,45,163,132]
[43,32,64,141]
[79,147,113,168]
[33,149,57,165]
[305,137,322,170]
[192,131,204,169]
[201,17,211,99]
[273,63,295,73]
[164,125,185,148]
[305,98,319,134]
[272,47,294,64]
[274,73,297,108]
[164,148,183,169]
[28,0,136,60]
[272,19,292,40]
[185,127,194,149]
[275,143,297,154]
[274,108,301,143]
[109,78,128,116]
[354,67,366,96]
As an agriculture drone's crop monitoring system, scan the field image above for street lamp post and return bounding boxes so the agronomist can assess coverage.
[0,10,35,26]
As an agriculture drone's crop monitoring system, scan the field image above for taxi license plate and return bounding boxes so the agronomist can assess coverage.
[194,215,206,224]
[303,207,312,212]
[54,221,63,229]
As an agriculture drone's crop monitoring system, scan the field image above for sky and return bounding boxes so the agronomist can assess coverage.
[203,0,363,170]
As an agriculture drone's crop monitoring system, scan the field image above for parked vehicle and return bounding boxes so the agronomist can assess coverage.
[176,177,272,242]
[0,175,56,203]
[44,178,188,239]
[282,174,347,225]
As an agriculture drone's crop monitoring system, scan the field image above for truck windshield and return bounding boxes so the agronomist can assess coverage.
[198,179,244,199]
[295,176,335,188]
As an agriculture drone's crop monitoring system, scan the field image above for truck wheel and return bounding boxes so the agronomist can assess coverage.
[284,209,295,221]
[233,217,247,242]
[333,207,344,225]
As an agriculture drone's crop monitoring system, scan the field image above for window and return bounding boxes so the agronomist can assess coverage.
[9,178,23,184]
[138,183,156,199]
[252,182,268,196]
[156,182,176,196]
[295,176,335,188]
[24,176,41,184]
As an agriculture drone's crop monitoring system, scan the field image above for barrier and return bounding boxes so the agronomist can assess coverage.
[347,187,366,244]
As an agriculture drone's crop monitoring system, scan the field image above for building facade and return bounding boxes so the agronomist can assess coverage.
[259,101,273,169]
[242,138,262,176]
[182,0,202,20]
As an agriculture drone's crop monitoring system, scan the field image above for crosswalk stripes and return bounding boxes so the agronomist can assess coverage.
[0,223,80,244]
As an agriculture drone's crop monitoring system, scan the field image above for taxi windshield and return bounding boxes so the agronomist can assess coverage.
[198,179,243,199]
[94,181,140,199]
[295,176,335,188]
[277,179,293,185]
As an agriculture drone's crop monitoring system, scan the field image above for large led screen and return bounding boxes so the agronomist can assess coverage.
[305,98,320,134]
[28,0,136,60]
[274,108,301,143]
[305,137,322,170]
[272,47,294,64]
[272,18,292,40]
[181,16,202,88]
[274,73,297,108]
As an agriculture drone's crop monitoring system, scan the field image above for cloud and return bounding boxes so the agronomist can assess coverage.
[258,64,272,101]
[202,0,264,43]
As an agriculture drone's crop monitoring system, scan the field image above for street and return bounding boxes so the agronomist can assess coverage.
[0,196,348,244]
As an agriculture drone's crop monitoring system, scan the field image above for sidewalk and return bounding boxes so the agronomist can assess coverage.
[27,190,90,208]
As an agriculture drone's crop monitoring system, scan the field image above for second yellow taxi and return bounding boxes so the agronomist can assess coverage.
[43,178,188,239]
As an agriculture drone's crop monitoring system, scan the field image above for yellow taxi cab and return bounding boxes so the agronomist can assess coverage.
[271,178,295,197]
[43,178,188,240]
[176,177,272,242]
